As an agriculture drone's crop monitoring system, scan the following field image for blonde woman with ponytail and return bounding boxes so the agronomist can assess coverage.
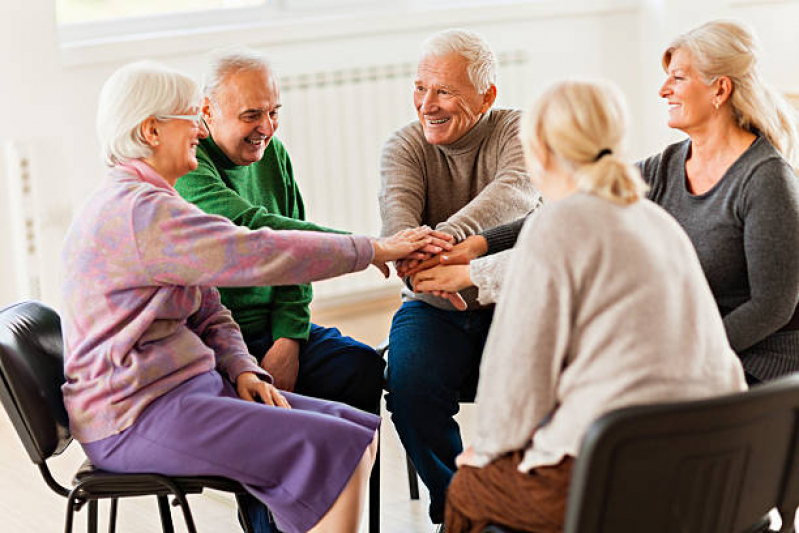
[641,20,799,385]
[429,80,745,533]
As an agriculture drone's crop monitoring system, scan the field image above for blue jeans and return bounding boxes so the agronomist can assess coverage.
[241,323,385,532]
[384,300,494,523]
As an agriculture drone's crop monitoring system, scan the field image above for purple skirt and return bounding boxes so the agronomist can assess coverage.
[81,370,380,533]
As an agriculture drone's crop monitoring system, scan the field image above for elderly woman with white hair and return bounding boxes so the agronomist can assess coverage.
[433,80,746,533]
[60,61,434,533]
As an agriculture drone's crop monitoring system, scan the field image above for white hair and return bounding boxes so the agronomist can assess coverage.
[521,80,648,205]
[664,20,799,169]
[96,61,200,167]
[420,29,497,93]
[203,47,273,101]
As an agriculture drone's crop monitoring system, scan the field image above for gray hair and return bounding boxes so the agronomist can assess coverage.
[420,29,497,93]
[96,61,201,167]
[664,20,799,169]
[203,48,273,101]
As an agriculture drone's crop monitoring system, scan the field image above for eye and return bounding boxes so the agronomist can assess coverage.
[415,85,426,92]
[269,110,279,119]
[241,113,260,123]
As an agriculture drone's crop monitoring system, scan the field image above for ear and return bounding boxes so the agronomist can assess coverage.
[202,96,213,122]
[714,76,733,107]
[140,116,160,148]
[480,85,497,113]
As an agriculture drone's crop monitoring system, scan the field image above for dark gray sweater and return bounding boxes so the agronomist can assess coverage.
[639,135,799,381]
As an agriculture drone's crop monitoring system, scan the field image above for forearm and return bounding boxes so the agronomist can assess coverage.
[436,174,540,241]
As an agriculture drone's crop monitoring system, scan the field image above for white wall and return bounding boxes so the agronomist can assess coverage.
[1,0,798,309]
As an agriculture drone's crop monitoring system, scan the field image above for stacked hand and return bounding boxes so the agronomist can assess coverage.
[404,234,489,311]
[372,227,454,277]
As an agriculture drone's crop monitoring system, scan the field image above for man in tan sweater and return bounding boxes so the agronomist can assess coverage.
[378,28,541,528]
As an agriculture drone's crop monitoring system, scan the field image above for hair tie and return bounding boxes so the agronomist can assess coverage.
[594,148,612,161]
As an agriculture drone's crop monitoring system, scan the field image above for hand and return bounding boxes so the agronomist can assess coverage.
[412,264,473,294]
[455,446,479,468]
[405,234,488,277]
[399,229,455,261]
[260,338,301,392]
[236,372,291,408]
[371,227,434,278]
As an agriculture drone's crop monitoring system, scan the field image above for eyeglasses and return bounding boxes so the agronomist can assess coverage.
[155,113,203,124]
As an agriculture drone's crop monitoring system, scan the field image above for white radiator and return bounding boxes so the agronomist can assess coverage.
[278,51,530,305]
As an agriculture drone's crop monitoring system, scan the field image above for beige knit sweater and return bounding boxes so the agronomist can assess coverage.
[469,192,747,472]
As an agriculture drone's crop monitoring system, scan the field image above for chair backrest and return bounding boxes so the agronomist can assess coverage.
[565,374,799,533]
[0,301,71,465]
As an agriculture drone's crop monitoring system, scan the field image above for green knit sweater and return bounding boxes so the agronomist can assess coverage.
[175,135,344,341]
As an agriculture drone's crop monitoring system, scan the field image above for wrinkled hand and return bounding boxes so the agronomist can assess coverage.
[393,229,455,277]
[411,264,471,311]
[455,445,479,468]
[260,338,300,392]
[236,372,291,408]
[405,234,488,277]
[372,227,435,278]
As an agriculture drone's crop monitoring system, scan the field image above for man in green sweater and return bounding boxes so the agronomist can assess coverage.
[175,52,385,530]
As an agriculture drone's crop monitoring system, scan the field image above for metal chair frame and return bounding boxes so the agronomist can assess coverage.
[0,300,257,533]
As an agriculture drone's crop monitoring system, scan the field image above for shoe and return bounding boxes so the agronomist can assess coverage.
[434,525,446,533]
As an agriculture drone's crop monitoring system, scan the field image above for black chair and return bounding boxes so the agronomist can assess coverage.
[564,374,799,533]
[480,375,799,533]
[376,339,478,502]
[0,300,256,533]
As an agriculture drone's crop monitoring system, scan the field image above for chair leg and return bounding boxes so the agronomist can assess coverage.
[406,455,420,500]
[171,492,199,533]
[369,439,380,533]
[157,495,175,533]
[88,500,98,533]
[108,499,118,533]
[234,493,256,533]
[64,492,80,533]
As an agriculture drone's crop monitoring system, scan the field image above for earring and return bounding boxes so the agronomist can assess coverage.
[713,101,720,110]
[153,141,160,146]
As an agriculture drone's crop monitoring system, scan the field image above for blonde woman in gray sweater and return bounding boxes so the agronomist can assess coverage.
[429,80,747,533]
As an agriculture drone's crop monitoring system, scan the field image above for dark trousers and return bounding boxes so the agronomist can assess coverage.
[240,323,385,532]
[385,300,493,523]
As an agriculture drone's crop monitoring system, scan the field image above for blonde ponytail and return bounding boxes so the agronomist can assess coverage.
[522,80,647,205]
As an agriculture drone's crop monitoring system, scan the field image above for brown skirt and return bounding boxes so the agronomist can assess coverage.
[445,451,575,533]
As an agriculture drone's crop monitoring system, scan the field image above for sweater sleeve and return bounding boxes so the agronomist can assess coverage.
[378,130,427,237]
[188,286,271,383]
[131,188,374,288]
[470,211,573,466]
[723,160,799,350]
[435,116,540,241]
[470,249,513,305]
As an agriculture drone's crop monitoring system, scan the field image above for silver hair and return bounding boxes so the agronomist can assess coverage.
[96,61,201,167]
[419,29,497,93]
[203,47,273,101]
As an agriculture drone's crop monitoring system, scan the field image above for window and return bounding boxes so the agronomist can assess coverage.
[57,0,266,24]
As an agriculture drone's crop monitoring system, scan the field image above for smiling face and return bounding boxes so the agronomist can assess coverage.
[204,66,281,166]
[149,107,208,184]
[659,48,718,133]
[413,52,495,146]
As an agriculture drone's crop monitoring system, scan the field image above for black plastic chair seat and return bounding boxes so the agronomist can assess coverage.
[73,459,248,497]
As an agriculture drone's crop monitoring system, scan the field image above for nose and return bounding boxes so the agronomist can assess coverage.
[658,79,671,99]
[257,115,277,136]
[419,90,439,114]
